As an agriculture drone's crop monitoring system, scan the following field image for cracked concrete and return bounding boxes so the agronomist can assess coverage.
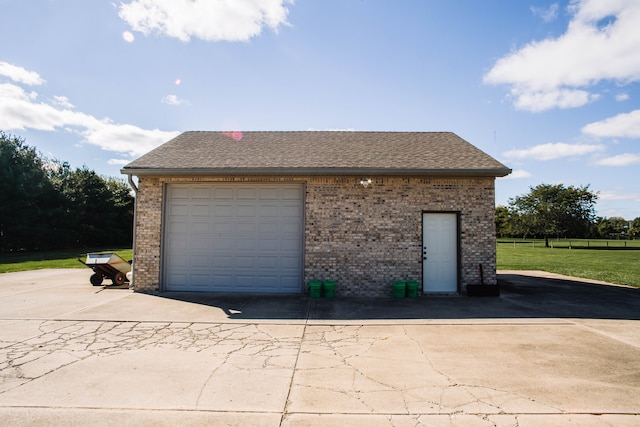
[0,269,639,426]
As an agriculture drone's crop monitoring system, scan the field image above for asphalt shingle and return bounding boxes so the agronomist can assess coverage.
[122,131,511,177]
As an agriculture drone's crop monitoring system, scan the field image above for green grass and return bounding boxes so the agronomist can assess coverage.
[0,248,132,274]
[497,239,640,287]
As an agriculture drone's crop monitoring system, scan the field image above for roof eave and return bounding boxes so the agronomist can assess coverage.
[121,167,512,178]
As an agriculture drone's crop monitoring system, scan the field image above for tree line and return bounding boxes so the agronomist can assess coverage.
[0,131,134,252]
[496,183,640,242]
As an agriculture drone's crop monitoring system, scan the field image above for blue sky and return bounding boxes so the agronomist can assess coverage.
[1,0,639,219]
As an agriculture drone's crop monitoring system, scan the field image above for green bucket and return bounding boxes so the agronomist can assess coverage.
[309,280,322,298]
[323,280,335,298]
[393,281,406,299]
[406,281,419,298]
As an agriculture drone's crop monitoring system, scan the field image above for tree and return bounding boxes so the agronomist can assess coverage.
[53,166,133,247]
[507,184,598,245]
[0,132,59,251]
[630,218,640,239]
[495,205,510,237]
[0,131,134,252]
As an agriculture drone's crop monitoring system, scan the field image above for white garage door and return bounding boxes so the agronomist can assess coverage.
[163,183,304,293]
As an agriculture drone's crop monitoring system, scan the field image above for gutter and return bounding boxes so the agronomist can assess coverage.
[120,167,513,178]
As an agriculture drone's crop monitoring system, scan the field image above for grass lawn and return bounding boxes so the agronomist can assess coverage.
[497,239,640,287]
[0,248,133,274]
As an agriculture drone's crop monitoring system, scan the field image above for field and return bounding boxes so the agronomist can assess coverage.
[497,239,640,287]
[0,248,133,274]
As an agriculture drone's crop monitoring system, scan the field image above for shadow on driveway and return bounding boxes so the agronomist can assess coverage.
[154,273,639,321]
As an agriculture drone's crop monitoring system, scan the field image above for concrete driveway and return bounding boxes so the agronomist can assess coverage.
[0,269,638,426]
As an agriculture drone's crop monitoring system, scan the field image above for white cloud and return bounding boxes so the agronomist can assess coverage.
[484,0,640,112]
[499,169,532,180]
[162,94,189,106]
[52,95,74,109]
[108,158,131,166]
[616,92,629,101]
[80,121,179,157]
[0,68,179,157]
[599,190,640,202]
[510,87,598,112]
[502,142,606,160]
[595,153,640,166]
[118,0,293,42]
[582,109,640,138]
[0,61,45,85]
[531,3,559,22]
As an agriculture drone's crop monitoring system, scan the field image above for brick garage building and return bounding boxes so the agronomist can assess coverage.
[122,131,510,296]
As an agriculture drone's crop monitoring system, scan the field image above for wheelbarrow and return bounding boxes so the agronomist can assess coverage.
[79,252,132,286]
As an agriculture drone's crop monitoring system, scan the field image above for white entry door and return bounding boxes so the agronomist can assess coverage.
[422,213,458,293]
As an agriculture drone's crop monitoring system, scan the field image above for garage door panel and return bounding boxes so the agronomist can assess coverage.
[236,239,256,251]
[168,221,188,234]
[236,222,256,233]
[191,188,210,199]
[281,239,301,252]
[258,256,278,268]
[171,204,188,216]
[213,221,234,233]
[213,238,234,250]
[167,237,187,250]
[213,256,233,268]
[282,205,301,217]
[166,255,188,268]
[166,275,185,288]
[280,276,301,288]
[212,275,234,285]
[259,188,279,199]
[259,205,278,217]
[191,204,210,216]
[257,222,278,234]
[190,255,210,268]
[237,188,257,199]
[237,205,257,217]
[281,256,301,269]
[281,222,302,233]
[214,205,234,216]
[258,239,279,251]
[164,183,303,293]
[190,222,210,234]
[236,276,257,288]
[236,256,255,268]
[171,187,190,198]
[258,276,281,292]
[190,274,212,287]
[214,188,234,199]
[189,239,210,250]
[282,187,302,199]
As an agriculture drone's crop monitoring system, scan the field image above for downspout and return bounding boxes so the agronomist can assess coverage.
[126,174,138,289]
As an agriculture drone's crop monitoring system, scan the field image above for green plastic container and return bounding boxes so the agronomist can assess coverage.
[323,280,335,298]
[393,281,406,299]
[406,281,419,298]
[309,280,322,298]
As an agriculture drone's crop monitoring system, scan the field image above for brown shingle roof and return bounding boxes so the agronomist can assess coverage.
[122,131,511,177]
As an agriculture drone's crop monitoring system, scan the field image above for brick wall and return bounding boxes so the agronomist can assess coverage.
[132,177,163,292]
[131,176,497,296]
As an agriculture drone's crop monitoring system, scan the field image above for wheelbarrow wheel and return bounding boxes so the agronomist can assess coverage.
[90,273,104,286]
[113,272,126,286]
